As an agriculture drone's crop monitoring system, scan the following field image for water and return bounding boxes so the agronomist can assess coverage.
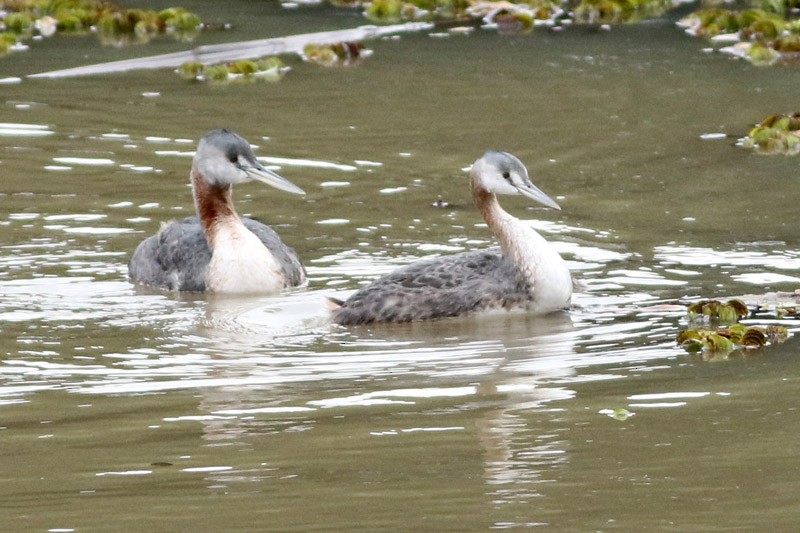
[3,2,800,530]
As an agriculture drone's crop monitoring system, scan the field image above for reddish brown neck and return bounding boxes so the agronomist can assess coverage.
[471,175,514,256]
[472,173,506,225]
[191,167,238,248]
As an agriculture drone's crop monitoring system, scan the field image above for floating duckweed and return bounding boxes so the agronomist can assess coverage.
[573,0,671,24]
[738,9,784,39]
[0,1,203,57]
[601,408,634,421]
[773,34,800,53]
[366,0,406,23]
[494,9,534,34]
[160,8,201,29]
[747,42,780,65]
[688,8,741,37]
[304,44,338,66]
[256,57,285,71]
[363,0,479,23]
[765,325,790,343]
[741,113,800,155]
[677,329,736,354]
[717,304,739,325]
[324,0,799,35]
[679,299,791,356]
[687,299,749,322]
[435,0,472,19]
[56,12,88,33]
[303,42,368,67]
[205,64,231,82]
[229,60,259,75]
[4,12,35,34]
[679,5,800,66]
[134,13,162,38]
[0,33,15,55]
[741,327,767,348]
[159,7,201,40]
[706,332,736,353]
[178,56,289,84]
[676,329,706,352]
[178,61,205,80]
[724,323,748,344]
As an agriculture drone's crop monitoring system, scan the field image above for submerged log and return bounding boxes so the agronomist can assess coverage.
[28,22,433,79]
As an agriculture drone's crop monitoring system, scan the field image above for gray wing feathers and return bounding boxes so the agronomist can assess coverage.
[128,217,210,291]
[241,218,306,286]
[331,249,532,325]
[128,216,305,292]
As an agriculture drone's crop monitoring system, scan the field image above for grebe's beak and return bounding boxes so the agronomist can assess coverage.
[517,180,561,211]
[244,163,306,195]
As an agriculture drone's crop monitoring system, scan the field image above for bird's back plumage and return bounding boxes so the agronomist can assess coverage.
[330,248,535,325]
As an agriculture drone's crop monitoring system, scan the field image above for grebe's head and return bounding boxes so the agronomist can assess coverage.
[470,150,560,210]
[193,129,305,195]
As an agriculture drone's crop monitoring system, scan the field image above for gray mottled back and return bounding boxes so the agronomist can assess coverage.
[128,216,305,292]
[331,248,533,325]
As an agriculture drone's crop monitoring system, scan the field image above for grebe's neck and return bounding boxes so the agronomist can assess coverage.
[190,166,290,294]
[472,178,522,261]
[191,167,239,248]
[471,175,572,310]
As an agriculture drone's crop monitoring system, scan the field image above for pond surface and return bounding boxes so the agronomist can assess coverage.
[3,1,800,530]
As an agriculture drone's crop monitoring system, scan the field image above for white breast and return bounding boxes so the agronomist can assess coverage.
[206,221,286,294]
[500,217,573,312]
[529,234,572,311]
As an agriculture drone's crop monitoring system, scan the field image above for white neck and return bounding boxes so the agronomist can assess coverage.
[474,186,572,311]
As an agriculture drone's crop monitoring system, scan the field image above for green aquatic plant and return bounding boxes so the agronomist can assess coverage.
[0,1,203,56]
[741,113,800,155]
[55,11,89,32]
[680,7,786,38]
[687,8,741,37]
[4,11,35,34]
[205,63,231,82]
[177,56,289,84]
[772,34,800,53]
[678,299,790,356]
[0,31,17,54]
[574,0,671,24]
[687,298,749,323]
[600,407,635,420]
[348,0,686,28]
[677,325,788,354]
[465,1,563,32]
[178,60,205,80]
[363,0,475,23]
[493,9,534,33]
[159,7,201,41]
[365,0,407,23]
[679,4,800,66]
[229,59,259,76]
[303,42,369,67]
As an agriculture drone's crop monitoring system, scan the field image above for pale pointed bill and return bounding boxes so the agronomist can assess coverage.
[245,164,305,195]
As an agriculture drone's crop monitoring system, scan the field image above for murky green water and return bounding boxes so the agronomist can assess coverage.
[3,1,800,530]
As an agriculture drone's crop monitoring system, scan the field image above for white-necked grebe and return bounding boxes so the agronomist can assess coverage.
[129,129,306,293]
[330,150,572,324]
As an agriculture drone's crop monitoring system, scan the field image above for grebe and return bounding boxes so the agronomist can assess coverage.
[330,150,572,324]
[129,129,307,293]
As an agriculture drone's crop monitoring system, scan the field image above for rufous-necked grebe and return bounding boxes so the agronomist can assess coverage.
[129,128,306,293]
